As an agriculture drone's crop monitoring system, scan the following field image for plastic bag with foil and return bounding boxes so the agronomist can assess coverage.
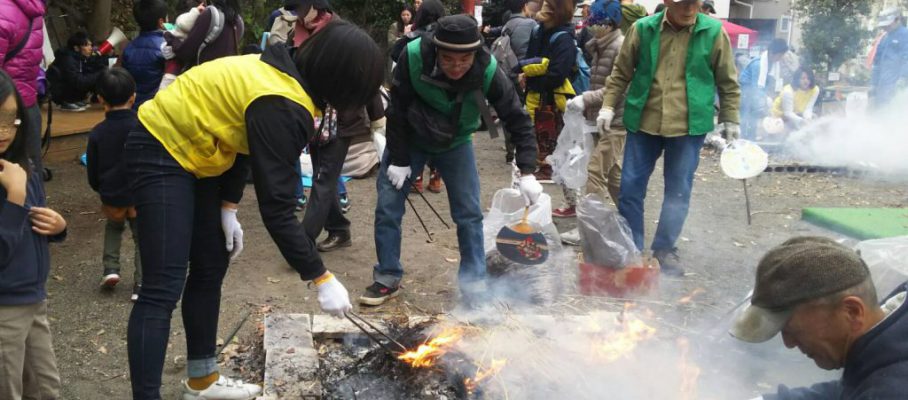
[577,194,640,268]
[483,188,572,305]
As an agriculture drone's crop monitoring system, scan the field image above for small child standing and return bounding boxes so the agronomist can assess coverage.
[0,69,67,400]
[120,0,168,109]
[86,68,142,301]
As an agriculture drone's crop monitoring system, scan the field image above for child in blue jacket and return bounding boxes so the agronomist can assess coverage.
[86,68,142,301]
[121,0,167,109]
[0,70,67,399]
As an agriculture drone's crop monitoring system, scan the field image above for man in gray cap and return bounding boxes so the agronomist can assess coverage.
[731,236,908,399]
[364,14,542,306]
[871,7,908,107]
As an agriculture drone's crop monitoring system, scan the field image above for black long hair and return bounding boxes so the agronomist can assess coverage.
[413,0,446,31]
[0,70,32,175]
[396,4,415,33]
[792,67,817,90]
[294,21,384,111]
[210,0,241,26]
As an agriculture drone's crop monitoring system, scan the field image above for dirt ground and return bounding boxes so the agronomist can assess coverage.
[43,131,907,399]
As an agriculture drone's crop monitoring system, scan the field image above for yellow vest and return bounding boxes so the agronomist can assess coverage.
[772,85,820,118]
[138,54,319,178]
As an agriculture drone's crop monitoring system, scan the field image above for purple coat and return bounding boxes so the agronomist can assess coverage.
[0,0,45,107]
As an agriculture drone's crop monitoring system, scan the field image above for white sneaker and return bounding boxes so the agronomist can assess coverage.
[560,228,581,246]
[181,376,262,400]
[100,273,120,288]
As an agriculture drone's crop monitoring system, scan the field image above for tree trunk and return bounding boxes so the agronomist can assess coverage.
[88,0,113,43]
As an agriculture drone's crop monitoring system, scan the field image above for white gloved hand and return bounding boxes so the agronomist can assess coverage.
[387,165,411,190]
[566,96,585,113]
[316,273,352,318]
[220,207,244,261]
[518,174,543,205]
[160,43,175,60]
[722,122,740,143]
[597,107,615,134]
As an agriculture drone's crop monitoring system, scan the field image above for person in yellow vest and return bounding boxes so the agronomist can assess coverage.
[771,68,819,132]
[124,21,383,400]
[597,0,740,276]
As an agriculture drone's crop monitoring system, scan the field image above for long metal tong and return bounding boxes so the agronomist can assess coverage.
[345,311,408,354]
[404,177,451,242]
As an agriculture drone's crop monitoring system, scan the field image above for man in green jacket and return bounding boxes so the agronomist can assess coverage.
[597,0,740,275]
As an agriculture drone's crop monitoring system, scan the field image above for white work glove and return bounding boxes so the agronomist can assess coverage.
[566,96,585,113]
[721,122,740,143]
[518,174,543,205]
[597,107,615,134]
[220,207,244,261]
[387,165,412,190]
[316,273,353,318]
[160,43,175,60]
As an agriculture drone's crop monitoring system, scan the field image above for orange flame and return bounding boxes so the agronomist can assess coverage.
[464,359,507,393]
[592,315,657,362]
[397,327,465,368]
[678,288,706,304]
[678,338,701,400]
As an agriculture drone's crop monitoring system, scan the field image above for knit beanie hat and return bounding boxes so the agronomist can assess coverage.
[433,15,483,52]
[588,0,622,27]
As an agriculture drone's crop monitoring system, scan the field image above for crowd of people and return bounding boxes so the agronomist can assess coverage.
[0,0,907,399]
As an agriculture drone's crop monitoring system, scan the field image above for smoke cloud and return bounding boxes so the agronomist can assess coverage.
[782,91,908,175]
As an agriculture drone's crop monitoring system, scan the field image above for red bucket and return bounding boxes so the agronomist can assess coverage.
[578,256,660,298]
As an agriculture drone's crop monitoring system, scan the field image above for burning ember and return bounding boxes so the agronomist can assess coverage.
[463,359,507,393]
[397,327,466,368]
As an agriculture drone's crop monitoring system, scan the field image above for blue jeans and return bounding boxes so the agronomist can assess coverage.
[124,126,231,399]
[618,131,705,252]
[373,142,484,288]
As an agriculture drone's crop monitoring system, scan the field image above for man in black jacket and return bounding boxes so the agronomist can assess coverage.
[362,15,542,306]
[731,236,908,399]
[47,32,107,111]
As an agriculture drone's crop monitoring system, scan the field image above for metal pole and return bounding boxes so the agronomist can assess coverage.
[743,179,752,225]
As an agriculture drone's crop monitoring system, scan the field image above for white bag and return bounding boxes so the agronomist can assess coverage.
[548,110,595,189]
[483,188,571,305]
[483,188,556,253]
[855,236,908,296]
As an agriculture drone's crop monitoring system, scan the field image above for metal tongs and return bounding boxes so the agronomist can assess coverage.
[404,177,451,243]
[345,311,408,354]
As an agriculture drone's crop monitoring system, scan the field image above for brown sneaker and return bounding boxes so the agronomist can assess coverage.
[410,175,424,193]
[428,170,443,193]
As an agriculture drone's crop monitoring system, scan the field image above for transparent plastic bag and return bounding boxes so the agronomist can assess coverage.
[483,188,555,253]
[576,194,640,268]
[483,188,572,305]
[855,236,908,296]
[548,110,595,189]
